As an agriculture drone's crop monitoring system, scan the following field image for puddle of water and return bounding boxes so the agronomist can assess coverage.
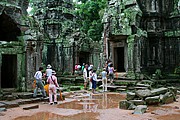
[14,93,125,120]
[93,93,125,109]
[14,112,99,120]
[14,93,180,120]
[58,93,125,110]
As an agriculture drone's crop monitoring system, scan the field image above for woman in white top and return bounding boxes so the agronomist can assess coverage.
[45,64,52,78]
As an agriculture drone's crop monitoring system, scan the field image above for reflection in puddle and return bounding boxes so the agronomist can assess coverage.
[78,102,98,113]
[14,112,60,120]
[14,112,99,120]
[14,93,125,120]
[92,93,125,109]
[58,93,125,110]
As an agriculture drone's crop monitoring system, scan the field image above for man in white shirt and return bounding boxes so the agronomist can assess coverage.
[33,67,46,98]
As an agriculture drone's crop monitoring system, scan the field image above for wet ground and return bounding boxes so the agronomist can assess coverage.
[0,92,180,120]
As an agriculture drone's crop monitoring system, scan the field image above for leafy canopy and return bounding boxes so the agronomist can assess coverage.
[74,0,108,41]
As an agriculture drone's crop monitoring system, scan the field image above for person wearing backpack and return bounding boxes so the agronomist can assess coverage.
[47,70,59,105]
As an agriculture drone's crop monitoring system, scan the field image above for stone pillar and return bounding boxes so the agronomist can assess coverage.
[0,54,1,89]
[93,47,100,69]
[17,53,23,90]
[25,41,36,90]
[109,42,113,61]
[134,37,141,73]
[127,35,135,79]
[133,37,142,79]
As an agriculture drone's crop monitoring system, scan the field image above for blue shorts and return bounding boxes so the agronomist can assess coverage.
[92,80,96,89]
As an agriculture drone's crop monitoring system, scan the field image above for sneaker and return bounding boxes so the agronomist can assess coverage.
[54,102,58,105]
[49,103,53,105]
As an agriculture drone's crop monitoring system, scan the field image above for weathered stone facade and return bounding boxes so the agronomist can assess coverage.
[0,0,43,90]
[103,0,180,78]
[33,0,102,73]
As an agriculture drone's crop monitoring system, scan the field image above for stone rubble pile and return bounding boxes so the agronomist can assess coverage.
[119,86,178,114]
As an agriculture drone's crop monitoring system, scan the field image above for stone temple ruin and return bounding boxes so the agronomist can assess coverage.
[0,1,179,115]
[0,0,179,93]
[102,0,180,78]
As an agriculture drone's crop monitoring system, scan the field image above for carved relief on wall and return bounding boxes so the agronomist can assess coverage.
[146,0,159,12]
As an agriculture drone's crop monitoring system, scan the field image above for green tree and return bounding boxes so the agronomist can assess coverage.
[74,0,108,41]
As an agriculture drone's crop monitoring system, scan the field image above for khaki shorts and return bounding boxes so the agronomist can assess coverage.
[84,78,89,83]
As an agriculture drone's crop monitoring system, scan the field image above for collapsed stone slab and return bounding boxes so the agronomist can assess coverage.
[132,105,147,114]
[119,87,178,114]
[23,104,39,110]
[145,96,160,105]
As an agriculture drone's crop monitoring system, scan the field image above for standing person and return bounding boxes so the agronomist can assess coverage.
[74,63,78,75]
[43,64,52,95]
[108,64,114,85]
[89,63,93,69]
[44,64,52,78]
[47,70,59,105]
[92,70,97,94]
[77,64,81,75]
[105,63,109,75]
[89,68,93,90]
[83,64,89,90]
[81,63,85,71]
[101,68,107,92]
[33,67,46,98]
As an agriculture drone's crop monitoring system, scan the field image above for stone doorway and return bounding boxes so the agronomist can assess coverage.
[79,52,89,66]
[114,47,125,72]
[1,54,17,88]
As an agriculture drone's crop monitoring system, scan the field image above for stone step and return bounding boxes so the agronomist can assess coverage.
[0,101,19,108]
[133,86,149,90]
[99,85,127,89]
[3,95,16,101]
[116,88,127,92]
[23,104,39,110]
[114,80,136,85]
[128,86,148,90]
[69,86,81,91]
[2,88,17,93]
[136,83,151,87]
[16,92,34,99]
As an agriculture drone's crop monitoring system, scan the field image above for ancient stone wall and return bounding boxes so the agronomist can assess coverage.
[103,0,180,77]
[0,0,37,90]
[33,0,102,74]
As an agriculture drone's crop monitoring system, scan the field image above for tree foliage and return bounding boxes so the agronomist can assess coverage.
[74,0,108,41]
